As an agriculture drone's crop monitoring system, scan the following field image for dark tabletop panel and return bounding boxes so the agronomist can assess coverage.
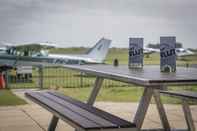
[63,65,197,86]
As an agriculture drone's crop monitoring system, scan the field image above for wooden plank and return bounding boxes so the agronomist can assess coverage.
[153,90,171,131]
[141,129,188,131]
[87,128,137,131]
[182,100,196,131]
[87,77,104,105]
[62,65,197,86]
[38,66,44,89]
[25,92,102,129]
[160,91,196,131]
[48,115,59,131]
[134,87,154,129]
[62,65,150,86]
[160,91,197,100]
[41,92,116,128]
[49,91,136,128]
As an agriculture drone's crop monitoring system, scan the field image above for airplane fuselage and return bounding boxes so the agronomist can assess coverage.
[0,54,88,67]
[0,38,111,68]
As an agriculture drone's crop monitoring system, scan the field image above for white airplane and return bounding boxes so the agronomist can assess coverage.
[144,47,160,54]
[175,48,195,57]
[144,47,195,57]
[0,38,111,69]
[0,47,6,54]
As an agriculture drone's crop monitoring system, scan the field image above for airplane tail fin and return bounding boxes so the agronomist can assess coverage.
[86,38,111,63]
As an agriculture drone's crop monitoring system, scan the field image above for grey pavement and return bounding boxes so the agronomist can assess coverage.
[0,89,196,131]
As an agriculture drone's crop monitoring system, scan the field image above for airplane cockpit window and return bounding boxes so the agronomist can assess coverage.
[66,60,79,64]
[7,47,17,55]
[69,60,86,65]
[6,46,49,57]
[176,50,181,53]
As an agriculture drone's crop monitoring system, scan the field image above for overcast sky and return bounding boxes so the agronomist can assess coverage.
[0,0,197,48]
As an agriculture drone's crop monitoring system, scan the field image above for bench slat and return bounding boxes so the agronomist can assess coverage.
[41,92,116,128]
[49,91,135,128]
[26,91,136,130]
[160,91,197,100]
[26,92,102,129]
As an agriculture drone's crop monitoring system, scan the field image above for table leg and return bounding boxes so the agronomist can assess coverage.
[134,87,154,129]
[87,77,104,105]
[75,77,104,131]
[48,115,59,131]
[182,100,196,131]
[153,90,171,131]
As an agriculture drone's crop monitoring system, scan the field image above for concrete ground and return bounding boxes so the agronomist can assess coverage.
[0,89,196,131]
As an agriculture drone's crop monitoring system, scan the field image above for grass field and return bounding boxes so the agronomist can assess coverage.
[0,89,26,106]
[105,48,197,65]
[0,47,197,106]
[59,86,142,102]
[58,86,197,104]
[46,48,197,104]
[9,48,197,89]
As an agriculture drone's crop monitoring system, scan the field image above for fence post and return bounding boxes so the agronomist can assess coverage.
[80,72,83,88]
[38,66,44,89]
[5,71,9,89]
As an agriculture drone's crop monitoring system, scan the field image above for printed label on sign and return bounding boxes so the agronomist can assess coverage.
[160,36,176,72]
[129,38,143,68]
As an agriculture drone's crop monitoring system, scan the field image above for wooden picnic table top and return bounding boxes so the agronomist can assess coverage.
[63,65,197,87]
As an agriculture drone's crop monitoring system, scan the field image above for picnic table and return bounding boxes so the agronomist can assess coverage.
[62,65,197,130]
[26,65,197,131]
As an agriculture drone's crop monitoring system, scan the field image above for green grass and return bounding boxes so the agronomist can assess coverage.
[59,86,197,104]
[0,89,27,106]
[105,49,197,65]
[49,47,197,65]
[60,86,143,102]
[5,47,197,105]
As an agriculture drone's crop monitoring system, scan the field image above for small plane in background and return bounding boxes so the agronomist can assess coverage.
[0,42,13,54]
[0,38,111,69]
[0,47,6,54]
[144,47,160,55]
[175,48,195,57]
[144,47,195,57]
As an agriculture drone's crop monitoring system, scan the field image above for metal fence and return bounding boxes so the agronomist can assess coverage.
[7,66,131,89]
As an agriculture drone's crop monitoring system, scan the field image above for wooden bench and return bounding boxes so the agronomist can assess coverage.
[25,91,136,131]
[160,91,197,131]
